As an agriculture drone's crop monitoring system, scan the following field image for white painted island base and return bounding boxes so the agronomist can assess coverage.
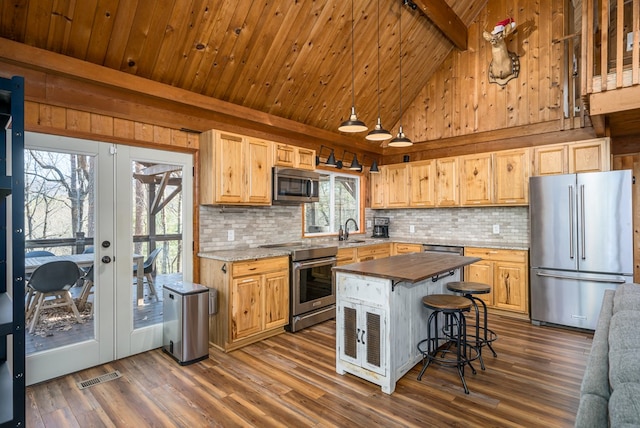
[335,270,460,394]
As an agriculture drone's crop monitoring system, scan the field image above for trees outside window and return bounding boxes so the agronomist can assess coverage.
[304,172,360,236]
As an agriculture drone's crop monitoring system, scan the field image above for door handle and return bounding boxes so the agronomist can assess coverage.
[580,184,586,260]
[568,185,574,259]
[101,240,111,248]
[535,271,627,284]
[101,256,112,264]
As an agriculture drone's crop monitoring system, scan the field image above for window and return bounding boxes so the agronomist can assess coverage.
[304,171,360,236]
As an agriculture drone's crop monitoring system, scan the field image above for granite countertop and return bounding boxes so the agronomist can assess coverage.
[198,248,290,262]
[333,252,481,283]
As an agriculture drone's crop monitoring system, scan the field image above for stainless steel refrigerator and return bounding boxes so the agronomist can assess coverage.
[529,170,633,330]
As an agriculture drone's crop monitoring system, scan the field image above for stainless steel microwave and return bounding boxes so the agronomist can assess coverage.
[272,167,320,204]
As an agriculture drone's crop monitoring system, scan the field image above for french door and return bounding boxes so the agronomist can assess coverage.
[25,132,193,385]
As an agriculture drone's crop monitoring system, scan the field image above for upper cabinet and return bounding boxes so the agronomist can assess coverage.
[409,160,436,207]
[435,157,459,206]
[386,164,410,208]
[459,154,492,206]
[494,149,530,205]
[533,138,610,176]
[273,142,315,171]
[200,130,272,205]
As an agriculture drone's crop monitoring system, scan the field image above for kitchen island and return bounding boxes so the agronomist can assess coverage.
[333,252,480,394]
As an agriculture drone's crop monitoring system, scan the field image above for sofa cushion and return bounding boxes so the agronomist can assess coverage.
[613,283,640,314]
[574,393,609,428]
[609,311,640,351]
[580,291,614,399]
[608,383,640,427]
[610,349,640,389]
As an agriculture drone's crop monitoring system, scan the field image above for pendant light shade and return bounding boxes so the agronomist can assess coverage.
[325,150,338,167]
[370,159,380,173]
[339,107,368,133]
[389,1,412,148]
[366,0,392,142]
[339,0,367,133]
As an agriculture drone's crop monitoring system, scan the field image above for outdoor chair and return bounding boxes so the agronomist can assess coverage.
[133,247,162,300]
[25,260,83,334]
[25,250,55,304]
[77,264,94,315]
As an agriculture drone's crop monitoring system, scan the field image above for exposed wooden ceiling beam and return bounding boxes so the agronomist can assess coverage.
[411,0,468,50]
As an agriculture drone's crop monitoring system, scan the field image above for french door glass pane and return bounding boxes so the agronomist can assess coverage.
[132,161,184,329]
[24,149,96,354]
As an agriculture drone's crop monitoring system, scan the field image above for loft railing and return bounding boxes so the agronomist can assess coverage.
[583,0,640,93]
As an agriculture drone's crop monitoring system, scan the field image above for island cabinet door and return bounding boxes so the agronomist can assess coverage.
[337,301,386,376]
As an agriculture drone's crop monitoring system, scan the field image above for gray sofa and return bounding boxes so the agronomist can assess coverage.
[575,283,640,427]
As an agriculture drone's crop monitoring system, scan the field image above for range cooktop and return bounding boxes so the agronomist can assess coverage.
[260,241,337,261]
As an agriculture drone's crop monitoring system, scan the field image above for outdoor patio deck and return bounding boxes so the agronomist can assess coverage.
[26,273,182,355]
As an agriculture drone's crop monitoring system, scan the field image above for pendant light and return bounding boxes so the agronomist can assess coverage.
[339,0,368,133]
[389,1,413,148]
[366,0,393,141]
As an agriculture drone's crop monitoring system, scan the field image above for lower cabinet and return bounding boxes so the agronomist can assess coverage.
[200,256,289,352]
[464,247,529,318]
[337,300,386,376]
[336,247,357,266]
[393,242,423,255]
[356,243,391,261]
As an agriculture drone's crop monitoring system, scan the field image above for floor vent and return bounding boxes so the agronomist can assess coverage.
[77,370,122,390]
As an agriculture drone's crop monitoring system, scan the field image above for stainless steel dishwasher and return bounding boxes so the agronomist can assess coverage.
[422,244,466,280]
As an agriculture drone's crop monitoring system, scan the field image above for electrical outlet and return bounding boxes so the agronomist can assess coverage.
[227,230,235,241]
[366,220,372,228]
[493,224,500,234]
[410,225,415,233]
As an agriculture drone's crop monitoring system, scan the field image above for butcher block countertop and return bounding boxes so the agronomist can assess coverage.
[333,252,481,283]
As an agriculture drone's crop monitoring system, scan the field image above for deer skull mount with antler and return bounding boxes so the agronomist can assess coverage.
[483,18,520,86]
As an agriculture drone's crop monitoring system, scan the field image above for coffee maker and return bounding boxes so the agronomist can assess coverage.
[372,216,390,238]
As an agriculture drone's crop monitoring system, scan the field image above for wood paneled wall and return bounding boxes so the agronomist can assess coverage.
[385,0,570,162]
[24,102,199,152]
[613,154,640,282]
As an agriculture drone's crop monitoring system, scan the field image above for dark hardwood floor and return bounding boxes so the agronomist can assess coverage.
[26,314,593,427]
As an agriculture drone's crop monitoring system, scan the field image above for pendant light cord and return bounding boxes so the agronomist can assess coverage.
[376,0,381,117]
[350,0,356,108]
[398,1,403,128]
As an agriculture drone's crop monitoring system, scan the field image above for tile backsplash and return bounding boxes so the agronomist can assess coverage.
[199,204,530,251]
[368,207,529,246]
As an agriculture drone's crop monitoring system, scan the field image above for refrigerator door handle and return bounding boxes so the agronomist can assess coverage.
[535,271,628,284]
[569,185,574,259]
[580,184,586,260]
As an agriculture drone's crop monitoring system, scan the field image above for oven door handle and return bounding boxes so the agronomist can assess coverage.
[292,257,337,270]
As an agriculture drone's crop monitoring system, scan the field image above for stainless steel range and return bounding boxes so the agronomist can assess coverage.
[260,242,338,332]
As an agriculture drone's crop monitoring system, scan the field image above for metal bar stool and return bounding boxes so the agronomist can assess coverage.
[417,294,478,394]
[446,281,498,371]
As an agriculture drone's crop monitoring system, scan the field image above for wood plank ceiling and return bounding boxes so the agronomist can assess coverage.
[0,0,487,144]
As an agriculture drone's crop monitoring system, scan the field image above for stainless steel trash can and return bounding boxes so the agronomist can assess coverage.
[162,281,210,365]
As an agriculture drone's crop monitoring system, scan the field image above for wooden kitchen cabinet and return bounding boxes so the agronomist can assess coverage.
[409,160,436,207]
[386,164,410,207]
[273,142,316,171]
[357,243,391,262]
[494,149,530,205]
[200,130,272,205]
[200,256,289,352]
[370,166,387,208]
[464,247,529,318]
[393,242,423,255]
[533,138,610,176]
[459,154,492,206]
[336,247,357,266]
[435,157,459,206]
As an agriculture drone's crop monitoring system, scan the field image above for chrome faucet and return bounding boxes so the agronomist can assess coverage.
[344,218,359,240]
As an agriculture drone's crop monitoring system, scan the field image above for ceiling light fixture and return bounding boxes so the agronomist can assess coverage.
[338,0,367,133]
[366,0,393,142]
[389,1,413,148]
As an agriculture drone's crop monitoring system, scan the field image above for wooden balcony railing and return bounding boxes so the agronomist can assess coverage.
[583,0,640,93]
